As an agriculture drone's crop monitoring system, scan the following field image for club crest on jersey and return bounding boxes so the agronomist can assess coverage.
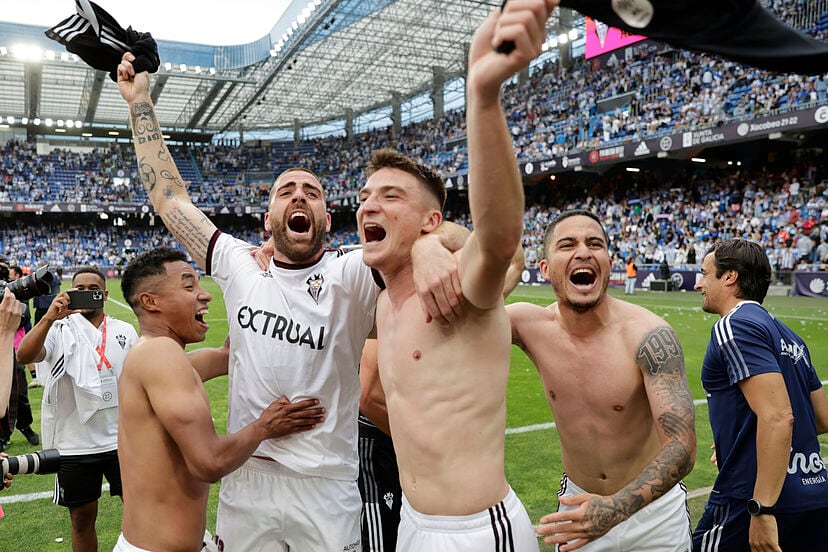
[307,273,324,304]
[116,334,128,350]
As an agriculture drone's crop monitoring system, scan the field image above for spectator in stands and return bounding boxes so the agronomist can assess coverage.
[625,254,637,295]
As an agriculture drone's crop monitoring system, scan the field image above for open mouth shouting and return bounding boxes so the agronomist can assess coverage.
[363,222,387,243]
[195,307,209,330]
[288,211,312,234]
[570,267,598,289]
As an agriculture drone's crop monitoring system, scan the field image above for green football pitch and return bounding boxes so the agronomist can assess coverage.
[1,280,826,551]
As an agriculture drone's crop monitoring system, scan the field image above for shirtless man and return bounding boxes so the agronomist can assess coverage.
[356,2,554,549]
[507,209,697,552]
[115,247,325,552]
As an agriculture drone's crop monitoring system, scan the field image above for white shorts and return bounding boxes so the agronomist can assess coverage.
[113,532,218,552]
[556,475,691,552]
[397,487,539,552]
[215,456,362,552]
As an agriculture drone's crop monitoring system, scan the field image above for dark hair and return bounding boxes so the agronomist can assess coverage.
[9,265,23,278]
[542,209,609,258]
[706,239,772,303]
[73,266,107,283]
[270,167,323,203]
[121,247,188,309]
[365,148,446,210]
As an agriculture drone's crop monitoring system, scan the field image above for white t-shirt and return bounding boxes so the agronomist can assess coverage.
[41,314,138,455]
[209,232,379,480]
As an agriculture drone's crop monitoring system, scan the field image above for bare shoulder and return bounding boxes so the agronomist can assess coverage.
[124,337,189,378]
[612,296,672,338]
[506,301,556,325]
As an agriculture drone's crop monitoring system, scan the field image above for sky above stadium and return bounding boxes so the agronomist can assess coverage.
[1,0,292,45]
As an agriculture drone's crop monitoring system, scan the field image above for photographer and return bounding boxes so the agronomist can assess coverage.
[17,267,138,552]
[0,264,40,452]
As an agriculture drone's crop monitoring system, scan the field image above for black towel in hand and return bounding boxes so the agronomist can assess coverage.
[45,0,160,82]
[562,0,828,75]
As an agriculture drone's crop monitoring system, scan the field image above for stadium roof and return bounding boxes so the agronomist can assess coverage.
[0,0,565,141]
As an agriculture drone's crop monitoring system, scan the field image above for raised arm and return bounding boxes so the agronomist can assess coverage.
[16,292,71,364]
[141,338,324,482]
[0,289,23,413]
[503,245,525,299]
[117,53,216,269]
[460,0,554,309]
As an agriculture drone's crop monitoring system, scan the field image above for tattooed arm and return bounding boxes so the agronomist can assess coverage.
[117,52,217,269]
[537,324,696,551]
[604,326,696,514]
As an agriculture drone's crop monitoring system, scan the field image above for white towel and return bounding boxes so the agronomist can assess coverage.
[61,313,106,423]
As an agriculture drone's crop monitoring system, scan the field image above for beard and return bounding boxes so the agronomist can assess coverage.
[271,220,327,262]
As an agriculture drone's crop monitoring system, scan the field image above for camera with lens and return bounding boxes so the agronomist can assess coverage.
[0,261,56,302]
[1,449,62,482]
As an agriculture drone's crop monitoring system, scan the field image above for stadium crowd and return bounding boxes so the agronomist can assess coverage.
[2,2,826,211]
[1,159,826,276]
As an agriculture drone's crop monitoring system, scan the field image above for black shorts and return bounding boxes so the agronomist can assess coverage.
[693,499,828,552]
[54,450,122,508]
[358,421,401,552]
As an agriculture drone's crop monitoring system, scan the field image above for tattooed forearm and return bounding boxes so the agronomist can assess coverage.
[158,144,170,163]
[137,157,157,192]
[578,324,696,533]
[160,169,185,188]
[161,207,211,259]
[658,411,694,442]
[637,326,683,376]
[584,436,694,536]
[130,101,162,144]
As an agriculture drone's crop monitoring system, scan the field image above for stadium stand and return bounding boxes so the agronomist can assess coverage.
[0,0,825,280]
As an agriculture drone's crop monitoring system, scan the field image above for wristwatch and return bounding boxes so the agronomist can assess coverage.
[747,499,775,516]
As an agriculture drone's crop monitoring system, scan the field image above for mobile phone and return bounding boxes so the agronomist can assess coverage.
[67,289,105,310]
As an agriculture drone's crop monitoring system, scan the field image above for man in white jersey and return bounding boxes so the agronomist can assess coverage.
[118,54,461,551]
[17,267,139,552]
[356,2,555,549]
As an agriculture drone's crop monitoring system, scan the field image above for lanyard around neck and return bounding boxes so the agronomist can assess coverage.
[96,317,111,371]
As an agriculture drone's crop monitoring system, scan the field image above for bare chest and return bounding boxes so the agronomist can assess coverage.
[523,326,644,414]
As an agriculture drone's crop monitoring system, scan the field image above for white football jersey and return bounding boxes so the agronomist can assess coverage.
[209,232,379,480]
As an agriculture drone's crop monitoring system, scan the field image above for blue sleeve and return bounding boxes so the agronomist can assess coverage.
[804,344,822,392]
[713,315,779,386]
